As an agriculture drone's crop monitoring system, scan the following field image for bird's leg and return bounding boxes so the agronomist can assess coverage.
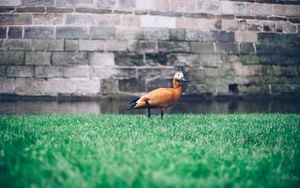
[146,101,151,118]
[160,110,164,119]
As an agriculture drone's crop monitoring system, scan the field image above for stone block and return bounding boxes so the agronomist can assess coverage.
[205,68,218,77]
[56,26,89,39]
[144,28,169,40]
[136,0,152,9]
[185,30,213,41]
[35,66,64,78]
[169,29,185,41]
[106,40,127,51]
[65,14,96,25]
[0,66,6,77]
[196,0,220,14]
[32,39,64,51]
[7,66,34,78]
[24,27,54,39]
[233,2,250,15]
[89,52,114,66]
[152,0,169,10]
[273,4,299,16]
[113,68,136,80]
[250,3,273,16]
[0,78,15,93]
[235,31,257,43]
[0,51,24,65]
[8,27,22,39]
[282,22,297,33]
[232,64,262,77]
[239,43,256,55]
[212,31,235,42]
[239,55,260,65]
[23,0,54,6]
[101,79,118,94]
[63,66,90,78]
[146,78,171,91]
[255,44,276,55]
[52,52,88,65]
[167,53,201,67]
[65,40,78,51]
[145,53,168,66]
[16,7,46,12]
[176,18,199,29]
[191,42,215,54]
[0,14,32,25]
[121,15,140,27]
[116,28,143,40]
[0,27,6,38]
[0,7,15,12]
[118,0,135,9]
[90,26,115,39]
[221,1,234,14]
[140,15,176,28]
[75,7,112,14]
[56,0,93,7]
[78,40,105,51]
[1,39,32,50]
[95,0,117,8]
[129,40,157,53]
[0,0,21,6]
[185,68,205,84]
[158,41,190,52]
[221,20,239,31]
[25,52,51,65]
[119,78,144,92]
[91,66,117,79]
[216,43,239,55]
[32,14,63,25]
[47,7,73,13]
[199,55,220,68]
[115,52,144,66]
[170,0,196,12]
[137,68,174,80]
[96,15,120,26]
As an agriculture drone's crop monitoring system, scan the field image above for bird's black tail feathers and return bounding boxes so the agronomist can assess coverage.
[128,98,139,111]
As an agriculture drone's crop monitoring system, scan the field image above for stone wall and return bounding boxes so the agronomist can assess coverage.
[0,0,299,98]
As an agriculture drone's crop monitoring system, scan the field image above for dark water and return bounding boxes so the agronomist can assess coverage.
[0,99,300,115]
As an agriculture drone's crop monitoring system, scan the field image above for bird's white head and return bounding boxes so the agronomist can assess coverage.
[173,72,185,81]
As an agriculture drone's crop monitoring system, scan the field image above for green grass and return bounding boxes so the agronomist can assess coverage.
[0,114,299,188]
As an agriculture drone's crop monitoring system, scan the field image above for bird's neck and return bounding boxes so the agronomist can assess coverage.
[173,79,181,89]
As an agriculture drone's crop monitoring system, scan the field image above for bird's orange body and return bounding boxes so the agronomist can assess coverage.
[128,72,185,118]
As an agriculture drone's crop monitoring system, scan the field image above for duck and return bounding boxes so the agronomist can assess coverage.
[128,71,185,119]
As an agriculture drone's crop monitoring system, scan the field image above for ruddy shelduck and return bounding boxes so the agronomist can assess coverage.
[128,72,185,119]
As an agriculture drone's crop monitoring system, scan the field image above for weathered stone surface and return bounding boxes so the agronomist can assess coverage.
[106,40,127,51]
[140,15,176,28]
[216,43,239,55]
[196,0,220,14]
[239,43,256,55]
[0,51,24,65]
[235,31,257,42]
[186,30,213,41]
[191,42,215,54]
[0,0,21,6]
[152,0,169,10]
[212,31,235,42]
[222,20,239,31]
[121,15,140,27]
[116,28,143,40]
[119,78,144,92]
[239,55,260,65]
[8,27,22,39]
[95,0,117,8]
[32,39,64,51]
[0,14,32,25]
[65,14,96,25]
[52,52,88,65]
[118,0,135,9]
[63,66,90,78]
[56,0,93,7]
[65,40,78,51]
[115,52,144,66]
[7,66,34,78]
[32,14,63,25]
[25,52,51,65]
[129,40,157,53]
[0,66,6,77]
[0,7,15,13]
[1,39,32,50]
[78,40,105,51]
[144,28,169,40]
[145,53,168,65]
[0,27,6,38]
[90,26,115,39]
[56,26,89,39]
[167,53,201,67]
[24,27,54,39]
[233,2,250,15]
[101,79,118,94]
[89,52,114,66]
[0,78,15,93]
[35,66,64,78]
[23,0,54,6]
[146,78,172,91]
[96,15,120,26]
[169,28,186,41]
[47,7,73,13]
[170,0,195,11]
[158,41,190,52]
[16,7,46,12]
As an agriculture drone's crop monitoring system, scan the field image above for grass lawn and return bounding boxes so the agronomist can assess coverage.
[0,114,299,188]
